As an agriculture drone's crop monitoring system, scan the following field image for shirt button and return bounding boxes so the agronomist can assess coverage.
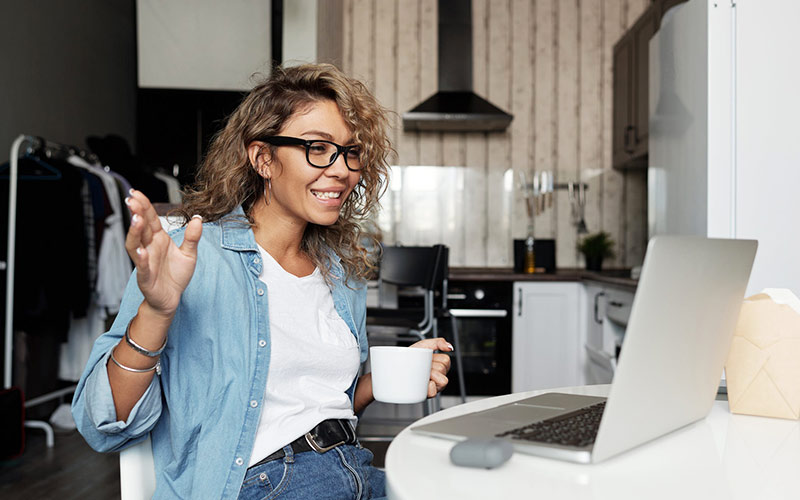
[250,400,258,408]
[257,288,264,296]
[258,340,266,347]
[259,472,267,480]
[235,457,244,466]
[254,257,260,264]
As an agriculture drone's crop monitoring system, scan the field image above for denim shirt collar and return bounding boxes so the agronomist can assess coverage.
[218,205,347,276]
[219,206,259,252]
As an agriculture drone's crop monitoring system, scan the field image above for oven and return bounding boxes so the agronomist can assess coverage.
[442,280,513,397]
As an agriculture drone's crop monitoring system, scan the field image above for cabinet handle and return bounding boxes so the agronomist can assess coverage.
[517,288,522,316]
[608,300,624,308]
[594,291,606,324]
[624,125,635,154]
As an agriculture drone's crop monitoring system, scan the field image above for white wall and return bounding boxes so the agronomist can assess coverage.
[735,0,800,295]
[137,0,272,91]
[282,0,318,66]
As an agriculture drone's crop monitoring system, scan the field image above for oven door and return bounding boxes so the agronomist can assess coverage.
[443,281,512,397]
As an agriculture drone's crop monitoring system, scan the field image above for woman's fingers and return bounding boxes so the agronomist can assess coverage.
[125,202,146,259]
[180,215,203,257]
[432,353,452,373]
[128,190,161,245]
[428,373,449,397]
[407,338,455,397]
[410,337,453,353]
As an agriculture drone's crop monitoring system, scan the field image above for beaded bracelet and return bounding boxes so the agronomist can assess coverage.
[124,321,167,357]
[110,348,161,375]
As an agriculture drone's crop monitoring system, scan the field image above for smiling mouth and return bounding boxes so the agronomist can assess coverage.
[311,190,342,200]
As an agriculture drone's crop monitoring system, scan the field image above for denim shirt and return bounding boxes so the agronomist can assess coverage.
[71,207,368,499]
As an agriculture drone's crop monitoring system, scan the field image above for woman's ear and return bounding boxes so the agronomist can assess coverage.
[247,142,271,177]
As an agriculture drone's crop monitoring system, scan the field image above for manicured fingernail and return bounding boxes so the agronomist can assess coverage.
[135,247,143,256]
[131,214,140,225]
[191,214,202,221]
[447,343,454,351]
[124,196,131,206]
[128,188,135,196]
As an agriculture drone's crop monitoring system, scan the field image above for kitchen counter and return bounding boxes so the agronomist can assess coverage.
[450,267,638,290]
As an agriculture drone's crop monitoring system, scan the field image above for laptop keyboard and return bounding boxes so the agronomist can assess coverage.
[495,401,606,448]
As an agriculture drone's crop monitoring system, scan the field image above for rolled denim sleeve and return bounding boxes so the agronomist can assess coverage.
[72,272,164,452]
[85,350,162,430]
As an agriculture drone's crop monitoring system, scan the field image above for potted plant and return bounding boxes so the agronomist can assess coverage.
[577,231,616,272]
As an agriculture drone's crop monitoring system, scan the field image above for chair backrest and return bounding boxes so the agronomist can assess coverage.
[119,436,156,500]
[379,245,444,290]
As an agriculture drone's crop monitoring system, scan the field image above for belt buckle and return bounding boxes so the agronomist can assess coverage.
[304,432,345,453]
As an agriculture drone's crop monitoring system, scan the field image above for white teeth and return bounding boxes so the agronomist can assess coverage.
[312,191,342,199]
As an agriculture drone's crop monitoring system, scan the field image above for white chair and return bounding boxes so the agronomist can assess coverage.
[119,435,156,500]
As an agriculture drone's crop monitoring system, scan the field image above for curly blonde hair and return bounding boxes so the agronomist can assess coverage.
[176,63,392,281]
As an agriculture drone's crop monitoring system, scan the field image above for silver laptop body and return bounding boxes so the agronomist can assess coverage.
[411,236,757,463]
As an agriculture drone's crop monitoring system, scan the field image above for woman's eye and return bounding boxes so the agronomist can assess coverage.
[347,147,362,158]
[308,143,327,154]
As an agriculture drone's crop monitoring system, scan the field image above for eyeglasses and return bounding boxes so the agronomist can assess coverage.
[259,136,363,171]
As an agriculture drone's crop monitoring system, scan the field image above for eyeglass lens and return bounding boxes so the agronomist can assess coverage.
[307,141,361,170]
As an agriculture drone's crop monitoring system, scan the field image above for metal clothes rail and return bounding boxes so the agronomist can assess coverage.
[3,134,98,447]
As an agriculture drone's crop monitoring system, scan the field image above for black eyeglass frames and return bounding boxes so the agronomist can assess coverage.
[258,136,363,171]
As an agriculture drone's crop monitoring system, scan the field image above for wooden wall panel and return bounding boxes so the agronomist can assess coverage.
[396,0,421,166]
[579,0,604,255]
[485,0,513,266]
[509,0,535,245]
[337,0,651,269]
[373,0,398,163]
[349,0,374,84]
[533,0,556,241]
[601,0,627,267]
[465,0,490,266]
[622,0,650,267]
[418,0,441,166]
[556,0,580,269]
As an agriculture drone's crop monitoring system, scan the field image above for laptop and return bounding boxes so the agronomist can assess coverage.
[412,236,757,463]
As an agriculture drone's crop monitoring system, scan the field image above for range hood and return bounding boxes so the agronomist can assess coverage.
[402,0,513,133]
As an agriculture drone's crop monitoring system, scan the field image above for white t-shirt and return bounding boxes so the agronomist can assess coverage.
[248,245,361,466]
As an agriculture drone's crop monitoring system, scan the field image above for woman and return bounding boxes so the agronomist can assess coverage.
[72,63,452,499]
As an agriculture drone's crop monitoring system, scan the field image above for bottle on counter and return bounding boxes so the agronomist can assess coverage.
[524,236,536,274]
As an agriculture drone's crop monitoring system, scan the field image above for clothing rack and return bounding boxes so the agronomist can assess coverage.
[3,134,98,447]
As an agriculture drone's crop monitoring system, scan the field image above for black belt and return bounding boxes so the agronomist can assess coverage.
[249,419,357,469]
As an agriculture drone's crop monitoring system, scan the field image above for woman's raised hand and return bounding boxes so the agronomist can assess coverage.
[124,190,203,319]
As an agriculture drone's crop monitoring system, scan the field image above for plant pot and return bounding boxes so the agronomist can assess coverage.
[585,255,603,272]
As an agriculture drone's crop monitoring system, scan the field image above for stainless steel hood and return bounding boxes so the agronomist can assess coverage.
[403,0,513,133]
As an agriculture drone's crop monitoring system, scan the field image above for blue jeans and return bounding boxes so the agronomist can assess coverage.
[238,443,386,500]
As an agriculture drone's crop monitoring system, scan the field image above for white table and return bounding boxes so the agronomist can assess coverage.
[385,385,800,500]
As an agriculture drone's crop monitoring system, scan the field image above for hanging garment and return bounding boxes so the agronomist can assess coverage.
[58,155,132,381]
[0,156,90,337]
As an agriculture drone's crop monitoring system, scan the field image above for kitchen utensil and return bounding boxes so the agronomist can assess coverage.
[577,182,588,233]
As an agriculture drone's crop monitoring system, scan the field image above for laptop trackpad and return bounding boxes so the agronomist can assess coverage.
[476,404,566,426]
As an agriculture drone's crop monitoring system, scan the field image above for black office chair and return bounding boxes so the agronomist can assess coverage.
[366,244,466,405]
[366,245,444,342]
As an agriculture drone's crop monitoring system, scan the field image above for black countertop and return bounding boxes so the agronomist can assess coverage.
[449,267,638,290]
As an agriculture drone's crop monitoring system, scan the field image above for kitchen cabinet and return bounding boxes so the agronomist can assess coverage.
[512,282,583,392]
[582,281,635,385]
[612,8,657,169]
[583,283,609,384]
[612,0,687,169]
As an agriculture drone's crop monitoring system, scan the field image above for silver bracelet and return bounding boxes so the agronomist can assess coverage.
[124,321,167,357]
[110,348,161,375]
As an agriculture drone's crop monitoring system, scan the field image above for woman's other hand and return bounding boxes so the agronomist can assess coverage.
[125,190,203,318]
[409,338,453,398]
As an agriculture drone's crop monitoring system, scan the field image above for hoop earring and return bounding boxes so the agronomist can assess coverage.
[264,177,272,207]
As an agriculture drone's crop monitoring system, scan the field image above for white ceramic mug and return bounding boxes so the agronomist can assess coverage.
[370,346,433,404]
